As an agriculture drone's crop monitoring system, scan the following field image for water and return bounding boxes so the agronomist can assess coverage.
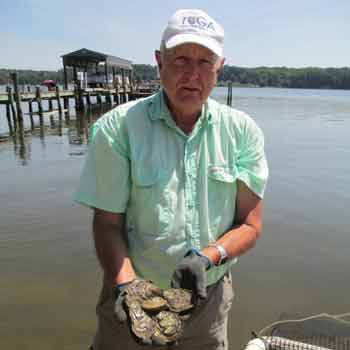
[1,87,350,349]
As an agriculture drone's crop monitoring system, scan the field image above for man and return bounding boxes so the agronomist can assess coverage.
[75,8,268,350]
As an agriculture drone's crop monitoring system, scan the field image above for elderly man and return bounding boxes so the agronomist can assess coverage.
[75,8,268,350]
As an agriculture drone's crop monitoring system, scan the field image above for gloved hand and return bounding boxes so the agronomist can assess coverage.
[171,249,213,300]
[114,280,133,323]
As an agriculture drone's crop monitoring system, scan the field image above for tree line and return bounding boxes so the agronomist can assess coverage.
[1,65,350,90]
[0,69,63,85]
[219,66,350,90]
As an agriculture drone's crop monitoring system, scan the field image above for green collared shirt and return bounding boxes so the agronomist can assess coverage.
[75,90,268,288]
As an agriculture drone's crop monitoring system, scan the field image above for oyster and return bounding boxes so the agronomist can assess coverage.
[125,279,163,300]
[123,280,193,344]
[163,288,193,313]
[141,296,168,312]
[153,311,184,343]
[124,295,156,342]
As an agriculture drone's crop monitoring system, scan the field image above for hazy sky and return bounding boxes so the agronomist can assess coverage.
[1,0,349,70]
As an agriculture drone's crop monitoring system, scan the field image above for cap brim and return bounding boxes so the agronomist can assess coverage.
[165,33,223,57]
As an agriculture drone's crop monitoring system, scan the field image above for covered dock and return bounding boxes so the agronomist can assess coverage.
[61,48,133,89]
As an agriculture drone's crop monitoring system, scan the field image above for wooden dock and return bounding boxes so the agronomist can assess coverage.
[1,71,232,143]
[0,88,153,105]
[0,72,157,140]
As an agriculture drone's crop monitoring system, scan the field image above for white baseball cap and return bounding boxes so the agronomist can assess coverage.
[161,9,224,57]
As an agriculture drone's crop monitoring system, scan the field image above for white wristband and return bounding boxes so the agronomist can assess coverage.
[208,243,228,265]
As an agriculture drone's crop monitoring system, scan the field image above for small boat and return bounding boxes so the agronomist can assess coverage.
[41,80,57,91]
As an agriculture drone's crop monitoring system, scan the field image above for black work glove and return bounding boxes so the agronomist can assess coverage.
[171,249,213,300]
[114,281,133,323]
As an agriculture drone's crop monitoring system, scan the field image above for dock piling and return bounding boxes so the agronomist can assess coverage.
[5,96,14,136]
[11,72,25,141]
[27,86,35,131]
[55,86,63,115]
[35,86,44,137]
[11,73,24,126]
[86,91,91,108]
[226,81,233,106]
[63,97,70,123]
[48,98,55,127]
[7,87,18,132]
[114,85,120,105]
[55,86,63,129]
[96,92,102,107]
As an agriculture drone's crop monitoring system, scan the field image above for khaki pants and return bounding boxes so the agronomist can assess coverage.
[92,272,234,350]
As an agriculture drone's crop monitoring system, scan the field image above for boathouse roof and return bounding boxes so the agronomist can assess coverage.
[61,48,133,70]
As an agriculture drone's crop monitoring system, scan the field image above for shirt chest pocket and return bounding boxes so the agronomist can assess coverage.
[207,165,238,227]
[130,165,173,236]
[208,166,237,183]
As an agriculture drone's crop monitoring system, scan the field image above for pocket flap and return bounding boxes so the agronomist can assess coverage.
[208,166,237,183]
[133,167,166,187]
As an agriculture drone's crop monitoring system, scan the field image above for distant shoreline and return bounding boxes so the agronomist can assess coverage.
[1,65,350,90]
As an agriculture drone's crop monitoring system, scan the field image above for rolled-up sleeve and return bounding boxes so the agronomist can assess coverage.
[236,115,269,198]
[74,112,130,213]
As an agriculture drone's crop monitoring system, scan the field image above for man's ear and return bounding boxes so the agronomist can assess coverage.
[217,57,225,74]
[155,50,162,70]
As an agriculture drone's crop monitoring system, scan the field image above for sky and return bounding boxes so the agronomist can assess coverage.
[0,0,349,70]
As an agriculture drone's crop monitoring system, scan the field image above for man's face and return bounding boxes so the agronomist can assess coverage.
[155,43,224,117]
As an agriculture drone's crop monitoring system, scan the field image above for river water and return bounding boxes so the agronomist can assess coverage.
[1,87,350,349]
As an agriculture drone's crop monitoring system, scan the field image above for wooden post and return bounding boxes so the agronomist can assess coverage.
[63,97,70,123]
[121,68,127,103]
[106,90,112,105]
[75,82,84,112]
[28,99,34,131]
[48,98,55,127]
[74,84,79,111]
[7,87,17,132]
[73,66,77,85]
[56,86,63,137]
[27,86,34,130]
[128,70,133,93]
[86,91,91,107]
[11,73,25,141]
[5,99,14,136]
[11,72,24,127]
[226,81,233,106]
[36,86,44,137]
[112,67,116,86]
[114,85,120,105]
[104,60,108,87]
[57,116,63,136]
[55,86,63,115]
[87,107,92,125]
[63,64,68,89]
[96,92,102,107]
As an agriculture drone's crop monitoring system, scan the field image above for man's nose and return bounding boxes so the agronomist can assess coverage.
[184,62,201,79]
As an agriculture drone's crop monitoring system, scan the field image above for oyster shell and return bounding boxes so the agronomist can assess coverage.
[141,296,168,312]
[124,294,156,342]
[163,288,193,313]
[153,311,183,343]
[123,280,193,344]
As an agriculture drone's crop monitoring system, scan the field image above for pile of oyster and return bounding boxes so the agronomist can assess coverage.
[123,279,193,345]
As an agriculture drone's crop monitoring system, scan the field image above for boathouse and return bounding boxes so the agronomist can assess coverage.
[61,48,133,89]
